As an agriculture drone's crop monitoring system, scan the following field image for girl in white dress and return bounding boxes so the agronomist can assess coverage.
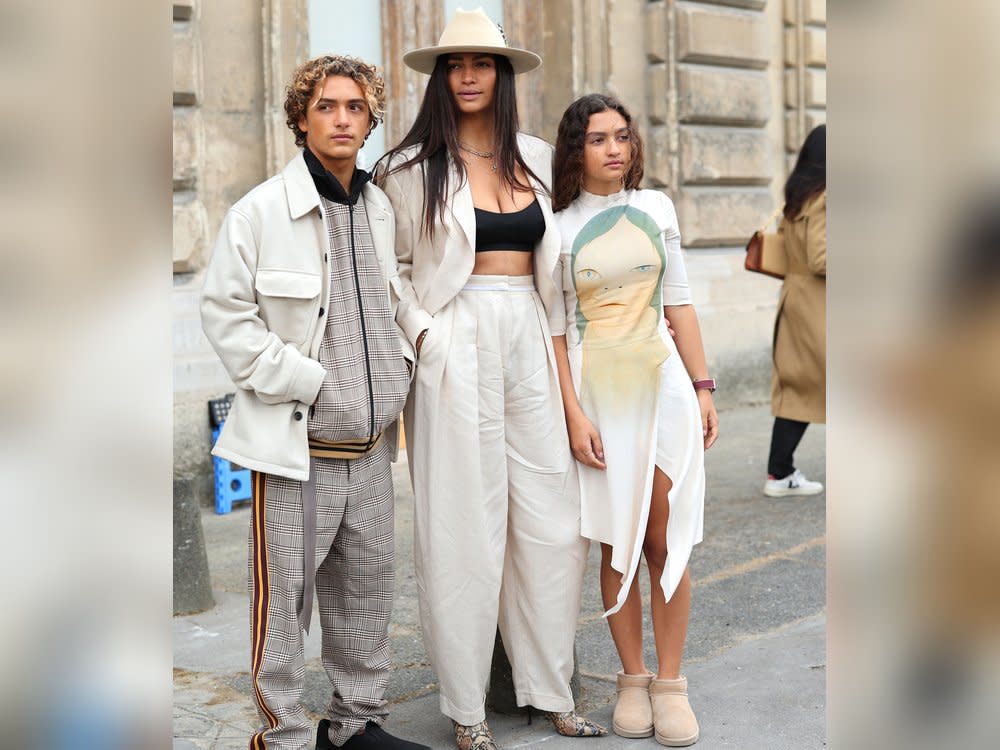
[550,94,719,747]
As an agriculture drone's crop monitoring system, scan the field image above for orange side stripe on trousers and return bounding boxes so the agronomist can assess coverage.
[249,471,279,748]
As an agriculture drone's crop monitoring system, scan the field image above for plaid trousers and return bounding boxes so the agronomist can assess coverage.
[248,440,395,750]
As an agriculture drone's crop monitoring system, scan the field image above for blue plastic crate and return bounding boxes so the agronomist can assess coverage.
[212,425,252,514]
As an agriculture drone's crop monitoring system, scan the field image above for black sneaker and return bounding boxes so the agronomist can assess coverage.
[317,718,430,750]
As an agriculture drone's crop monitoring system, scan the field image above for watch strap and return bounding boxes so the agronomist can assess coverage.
[692,378,717,393]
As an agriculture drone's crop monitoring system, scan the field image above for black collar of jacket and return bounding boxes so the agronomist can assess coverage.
[303,146,371,206]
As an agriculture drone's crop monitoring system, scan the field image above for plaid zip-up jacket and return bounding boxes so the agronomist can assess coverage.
[201,152,414,481]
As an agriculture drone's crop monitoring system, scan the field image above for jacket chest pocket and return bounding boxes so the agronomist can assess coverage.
[254,268,322,344]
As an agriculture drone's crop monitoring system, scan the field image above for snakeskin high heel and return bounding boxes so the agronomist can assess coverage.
[544,711,608,737]
[452,720,499,750]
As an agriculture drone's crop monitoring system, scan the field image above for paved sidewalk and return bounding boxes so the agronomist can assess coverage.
[175,403,826,749]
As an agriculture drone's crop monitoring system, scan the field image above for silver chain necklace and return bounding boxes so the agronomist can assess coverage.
[459,142,497,173]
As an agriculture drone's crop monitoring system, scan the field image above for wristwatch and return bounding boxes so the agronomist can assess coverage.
[692,378,717,393]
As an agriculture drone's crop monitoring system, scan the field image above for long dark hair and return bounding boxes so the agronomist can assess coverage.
[784,124,826,220]
[377,54,544,237]
[552,94,645,213]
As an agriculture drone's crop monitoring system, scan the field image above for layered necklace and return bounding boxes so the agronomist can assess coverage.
[459,142,497,173]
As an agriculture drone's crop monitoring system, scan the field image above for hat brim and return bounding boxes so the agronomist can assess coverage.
[402,45,542,75]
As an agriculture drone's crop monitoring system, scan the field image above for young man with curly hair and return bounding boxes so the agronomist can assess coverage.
[201,56,428,750]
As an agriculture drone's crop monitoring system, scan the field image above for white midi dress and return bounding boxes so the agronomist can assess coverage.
[552,188,705,616]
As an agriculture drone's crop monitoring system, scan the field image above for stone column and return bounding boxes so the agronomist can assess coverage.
[539,0,612,142]
[502,0,545,137]
[173,0,208,274]
[263,0,310,174]
[783,0,826,163]
[173,0,219,508]
[174,478,215,615]
[381,0,444,149]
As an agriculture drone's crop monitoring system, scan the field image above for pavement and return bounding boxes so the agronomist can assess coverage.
[174,403,826,749]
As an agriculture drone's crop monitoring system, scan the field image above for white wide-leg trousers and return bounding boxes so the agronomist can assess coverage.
[404,274,588,725]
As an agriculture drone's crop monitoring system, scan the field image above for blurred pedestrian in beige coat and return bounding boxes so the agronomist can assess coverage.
[765,124,826,497]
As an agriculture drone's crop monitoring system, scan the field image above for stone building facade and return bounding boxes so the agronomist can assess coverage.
[173,0,826,498]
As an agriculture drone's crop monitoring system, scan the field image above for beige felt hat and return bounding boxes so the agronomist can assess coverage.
[403,7,542,75]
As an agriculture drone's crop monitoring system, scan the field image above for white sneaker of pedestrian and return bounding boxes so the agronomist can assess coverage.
[763,469,824,497]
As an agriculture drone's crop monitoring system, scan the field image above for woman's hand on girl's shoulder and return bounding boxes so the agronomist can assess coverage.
[567,413,606,470]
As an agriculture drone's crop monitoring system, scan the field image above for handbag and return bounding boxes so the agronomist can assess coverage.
[744,206,787,280]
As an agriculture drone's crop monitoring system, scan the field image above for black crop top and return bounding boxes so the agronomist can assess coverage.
[474,198,545,252]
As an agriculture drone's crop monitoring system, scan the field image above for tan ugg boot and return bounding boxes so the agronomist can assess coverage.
[612,671,654,738]
[649,676,699,746]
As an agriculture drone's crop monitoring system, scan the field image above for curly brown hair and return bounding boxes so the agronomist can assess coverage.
[552,94,645,212]
[284,55,386,148]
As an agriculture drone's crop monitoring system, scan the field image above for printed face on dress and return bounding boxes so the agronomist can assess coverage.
[297,75,370,172]
[575,214,662,337]
[581,110,632,195]
[446,53,497,116]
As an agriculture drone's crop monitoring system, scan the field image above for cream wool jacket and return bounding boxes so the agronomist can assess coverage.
[378,133,565,348]
[201,152,411,481]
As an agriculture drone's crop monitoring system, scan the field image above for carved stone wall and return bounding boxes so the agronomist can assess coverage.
[783,0,827,165]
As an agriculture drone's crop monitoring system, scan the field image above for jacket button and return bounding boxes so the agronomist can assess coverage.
[324,253,328,262]
[293,411,303,421]
[318,307,325,317]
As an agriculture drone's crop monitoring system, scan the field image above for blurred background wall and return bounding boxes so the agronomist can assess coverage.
[172,0,827,502]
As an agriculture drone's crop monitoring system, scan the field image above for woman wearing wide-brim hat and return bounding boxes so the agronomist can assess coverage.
[377,8,604,750]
